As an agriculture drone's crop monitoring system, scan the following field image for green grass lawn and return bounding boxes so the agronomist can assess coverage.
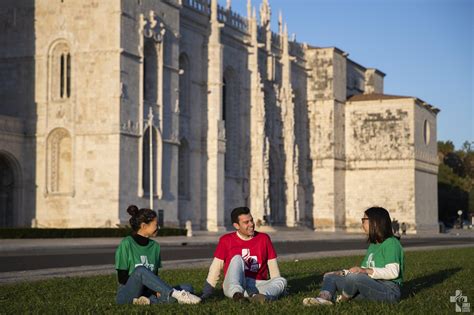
[1,247,473,314]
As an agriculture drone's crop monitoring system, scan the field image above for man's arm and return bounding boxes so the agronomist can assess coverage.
[201,257,224,299]
[268,258,281,278]
[206,257,224,287]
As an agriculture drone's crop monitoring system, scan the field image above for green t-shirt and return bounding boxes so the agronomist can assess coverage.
[115,236,162,275]
[360,236,404,285]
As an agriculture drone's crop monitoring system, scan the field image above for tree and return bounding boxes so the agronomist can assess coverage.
[438,140,473,223]
[438,140,455,157]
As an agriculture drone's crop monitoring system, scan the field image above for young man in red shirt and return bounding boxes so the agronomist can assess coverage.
[201,207,287,303]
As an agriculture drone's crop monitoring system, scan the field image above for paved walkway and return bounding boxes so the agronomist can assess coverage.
[0,228,472,284]
[1,227,472,252]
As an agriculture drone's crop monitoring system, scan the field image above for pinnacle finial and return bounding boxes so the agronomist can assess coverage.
[211,0,218,22]
[247,0,252,19]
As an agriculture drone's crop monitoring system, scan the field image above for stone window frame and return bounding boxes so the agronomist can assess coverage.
[48,40,72,101]
[46,127,74,196]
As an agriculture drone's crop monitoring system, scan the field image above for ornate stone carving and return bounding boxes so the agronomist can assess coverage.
[143,11,166,43]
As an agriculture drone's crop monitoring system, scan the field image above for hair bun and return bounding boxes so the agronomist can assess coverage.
[126,205,139,216]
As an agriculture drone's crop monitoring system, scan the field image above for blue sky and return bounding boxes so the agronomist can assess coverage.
[219,0,473,149]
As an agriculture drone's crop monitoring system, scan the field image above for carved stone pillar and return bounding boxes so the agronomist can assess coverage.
[248,7,268,223]
[138,12,166,200]
[280,24,299,227]
[206,0,226,231]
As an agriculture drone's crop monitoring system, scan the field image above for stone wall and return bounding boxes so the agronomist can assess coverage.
[34,0,122,227]
[345,97,437,232]
[0,0,439,232]
[414,102,439,232]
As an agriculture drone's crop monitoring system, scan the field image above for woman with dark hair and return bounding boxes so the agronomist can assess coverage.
[303,207,404,306]
[115,205,201,305]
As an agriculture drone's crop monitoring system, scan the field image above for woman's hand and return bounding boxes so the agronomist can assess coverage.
[348,266,373,275]
[349,266,366,274]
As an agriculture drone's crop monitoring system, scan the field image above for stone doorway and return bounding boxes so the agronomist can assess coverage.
[0,154,15,227]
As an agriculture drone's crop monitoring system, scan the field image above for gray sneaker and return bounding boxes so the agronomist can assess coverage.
[132,296,150,305]
[302,297,334,306]
[172,289,202,304]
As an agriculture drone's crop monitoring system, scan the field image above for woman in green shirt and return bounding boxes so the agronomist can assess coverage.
[115,205,201,305]
[303,207,404,306]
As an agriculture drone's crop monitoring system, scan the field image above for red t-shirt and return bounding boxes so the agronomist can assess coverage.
[214,231,277,280]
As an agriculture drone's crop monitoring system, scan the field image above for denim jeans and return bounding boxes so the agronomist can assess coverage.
[321,272,401,303]
[222,255,287,301]
[116,266,194,304]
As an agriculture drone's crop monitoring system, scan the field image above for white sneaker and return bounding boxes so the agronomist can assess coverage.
[172,289,201,304]
[302,297,334,306]
[132,296,150,305]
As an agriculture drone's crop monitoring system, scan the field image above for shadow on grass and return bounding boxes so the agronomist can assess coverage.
[286,268,462,299]
[402,268,461,299]
[287,274,323,294]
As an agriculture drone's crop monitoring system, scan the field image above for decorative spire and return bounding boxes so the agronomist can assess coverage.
[226,0,231,11]
[251,7,257,42]
[211,0,218,22]
[278,10,282,37]
[260,0,271,27]
[247,0,251,20]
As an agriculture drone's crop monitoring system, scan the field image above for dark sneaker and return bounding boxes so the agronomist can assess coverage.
[249,293,267,304]
[232,292,248,303]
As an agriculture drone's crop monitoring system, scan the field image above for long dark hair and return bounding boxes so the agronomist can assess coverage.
[127,205,157,232]
[365,207,394,243]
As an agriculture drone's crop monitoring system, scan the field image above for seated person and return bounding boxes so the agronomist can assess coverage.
[115,205,201,305]
[201,207,287,303]
[303,207,404,306]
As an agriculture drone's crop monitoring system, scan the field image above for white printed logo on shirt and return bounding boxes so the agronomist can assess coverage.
[242,248,260,272]
[135,255,155,271]
[366,253,376,268]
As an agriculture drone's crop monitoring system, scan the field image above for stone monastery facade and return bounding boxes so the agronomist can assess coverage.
[0,0,440,232]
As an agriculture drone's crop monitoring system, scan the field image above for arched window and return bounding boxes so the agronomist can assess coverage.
[222,78,227,122]
[179,53,191,115]
[423,120,431,145]
[178,138,190,198]
[222,68,240,176]
[50,41,71,100]
[142,126,158,195]
[47,128,72,193]
[0,154,15,227]
[143,40,158,103]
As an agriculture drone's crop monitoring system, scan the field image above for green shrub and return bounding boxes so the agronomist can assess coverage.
[0,227,186,239]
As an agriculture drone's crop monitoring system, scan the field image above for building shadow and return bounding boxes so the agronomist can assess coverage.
[0,0,36,227]
[284,268,462,299]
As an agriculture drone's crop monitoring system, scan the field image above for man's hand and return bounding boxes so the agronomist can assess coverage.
[200,281,214,300]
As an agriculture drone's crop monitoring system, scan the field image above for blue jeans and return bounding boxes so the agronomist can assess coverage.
[321,272,401,303]
[222,255,287,301]
[116,266,194,304]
